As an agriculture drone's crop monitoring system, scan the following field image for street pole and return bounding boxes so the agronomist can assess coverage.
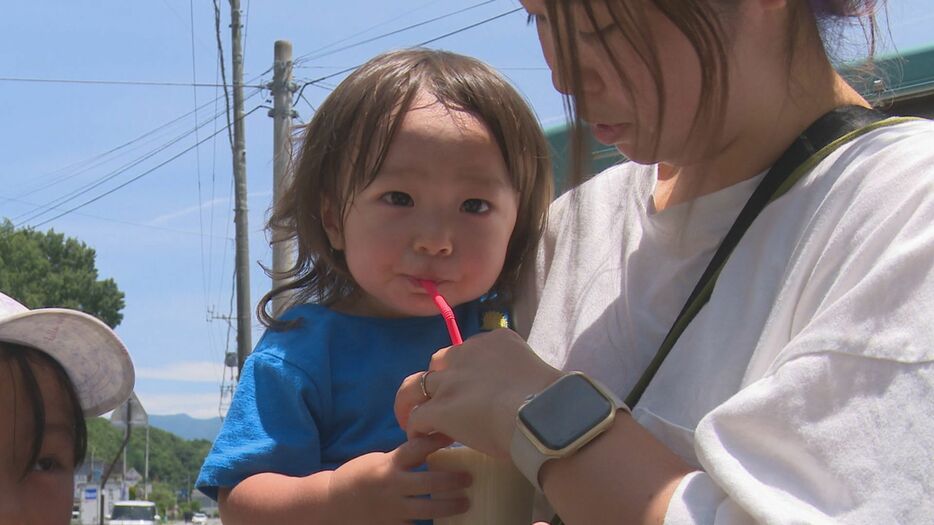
[230,0,252,374]
[122,446,127,499]
[100,403,132,525]
[144,425,149,499]
[269,40,296,317]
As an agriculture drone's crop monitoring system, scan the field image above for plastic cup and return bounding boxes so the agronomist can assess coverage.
[428,443,534,525]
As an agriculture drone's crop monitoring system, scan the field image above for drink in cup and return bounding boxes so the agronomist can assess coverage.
[428,443,533,525]
[416,281,532,522]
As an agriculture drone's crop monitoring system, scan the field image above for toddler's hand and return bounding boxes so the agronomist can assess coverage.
[328,433,471,524]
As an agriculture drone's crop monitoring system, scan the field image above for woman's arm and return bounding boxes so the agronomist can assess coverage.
[537,414,694,524]
[396,329,693,525]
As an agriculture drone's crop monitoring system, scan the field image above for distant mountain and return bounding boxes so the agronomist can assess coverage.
[86,417,213,491]
[149,414,223,442]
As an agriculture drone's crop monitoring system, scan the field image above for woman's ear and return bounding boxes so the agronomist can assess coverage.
[321,200,345,251]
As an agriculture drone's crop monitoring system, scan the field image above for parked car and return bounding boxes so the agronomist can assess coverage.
[108,500,158,525]
[192,512,208,524]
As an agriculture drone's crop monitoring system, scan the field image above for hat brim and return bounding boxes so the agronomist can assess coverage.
[0,308,134,416]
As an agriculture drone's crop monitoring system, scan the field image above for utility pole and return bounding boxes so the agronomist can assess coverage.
[230,0,252,374]
[143,424,149,499]
[269,40,297,317]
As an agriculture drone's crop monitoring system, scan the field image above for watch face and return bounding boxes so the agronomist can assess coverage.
[519,374,613,451]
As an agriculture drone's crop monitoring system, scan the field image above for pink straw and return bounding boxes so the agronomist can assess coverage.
[418,280,463,345]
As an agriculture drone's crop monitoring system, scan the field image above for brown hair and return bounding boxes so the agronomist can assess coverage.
[1,342,88,477]
[258,48,553,327]
[541,0,884,187]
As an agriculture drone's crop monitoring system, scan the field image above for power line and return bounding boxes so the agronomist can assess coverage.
[213,0,234,149]
[414,7,522,47]
[293,0,498,65]
[293,7,524,104]
[191,0,211,325]
[1,195,234,241]
[14,89,264,225]
[0,76,264,89]
[11,79,268,201]
[28,106,264,229]
[293,0,445,63]
[15,92,260,225]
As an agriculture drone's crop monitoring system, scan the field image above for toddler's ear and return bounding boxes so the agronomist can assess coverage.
[321,199,345,250]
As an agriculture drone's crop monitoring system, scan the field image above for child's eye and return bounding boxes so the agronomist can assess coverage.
[380,191,414,207]
[32,457,62,473]
[461,199,491,214]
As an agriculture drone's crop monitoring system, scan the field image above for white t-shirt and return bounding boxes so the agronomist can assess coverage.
[516,119,934,524]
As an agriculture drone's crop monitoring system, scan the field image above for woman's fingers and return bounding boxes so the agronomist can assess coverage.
[395,371,430,431]
[394,330,564,457]
[395,345,453,429]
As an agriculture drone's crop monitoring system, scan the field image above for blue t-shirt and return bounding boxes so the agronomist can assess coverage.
[196,299,506,509]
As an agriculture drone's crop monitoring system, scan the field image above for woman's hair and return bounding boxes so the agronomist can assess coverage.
[0,342,87,477]
[258,48,554,327]
[541,0,885,187]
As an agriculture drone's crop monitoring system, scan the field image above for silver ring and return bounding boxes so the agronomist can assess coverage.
[419,370,434,400]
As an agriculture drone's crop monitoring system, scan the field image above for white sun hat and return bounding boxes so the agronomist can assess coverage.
[0,291,135,416]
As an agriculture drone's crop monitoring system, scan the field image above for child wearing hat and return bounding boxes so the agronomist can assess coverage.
[0,291,135,525]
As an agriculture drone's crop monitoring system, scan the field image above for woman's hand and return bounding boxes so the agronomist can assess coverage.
[395,329,563,460]
[327,433,471,524]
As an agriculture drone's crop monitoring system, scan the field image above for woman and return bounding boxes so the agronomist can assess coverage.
[395,0,934,523]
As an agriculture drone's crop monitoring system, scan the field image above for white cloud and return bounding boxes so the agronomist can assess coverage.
[134,392,224,419]
[136,361,223,383]
[147,190,273,225]
[147,196,231,226]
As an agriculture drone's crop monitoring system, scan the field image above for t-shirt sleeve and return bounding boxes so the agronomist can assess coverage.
[195,352,325,501]
[666,356,934,524]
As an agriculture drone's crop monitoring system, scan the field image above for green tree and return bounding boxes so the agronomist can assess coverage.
[148,482,177,520]
[86,418,212,498]
[0,219,124,327]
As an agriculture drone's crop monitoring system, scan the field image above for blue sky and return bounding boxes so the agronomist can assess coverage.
[2,1,931,418]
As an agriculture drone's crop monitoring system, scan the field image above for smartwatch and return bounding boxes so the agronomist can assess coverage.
[510,372,630,490]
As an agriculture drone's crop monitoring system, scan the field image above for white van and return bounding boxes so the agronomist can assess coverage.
[108,500,158,525]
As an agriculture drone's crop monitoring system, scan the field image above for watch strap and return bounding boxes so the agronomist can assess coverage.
[511,418,550,491]
[510,373,630,491]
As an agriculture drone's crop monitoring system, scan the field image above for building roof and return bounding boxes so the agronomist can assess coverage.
[847,44,934,103]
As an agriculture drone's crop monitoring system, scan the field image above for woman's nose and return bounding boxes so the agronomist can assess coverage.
[553,62,603,97]
[551,67,572,95]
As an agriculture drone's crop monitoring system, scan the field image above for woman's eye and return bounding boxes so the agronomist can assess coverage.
[580,22,617,40]
[32,457,61,473]
[380,191,414,207]
[461,199,491,214]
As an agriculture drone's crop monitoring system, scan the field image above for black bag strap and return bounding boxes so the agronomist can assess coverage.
[623,106,917,409]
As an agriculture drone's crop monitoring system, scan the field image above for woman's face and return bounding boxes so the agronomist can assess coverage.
[0,357,77,525]
[521,0,734,165]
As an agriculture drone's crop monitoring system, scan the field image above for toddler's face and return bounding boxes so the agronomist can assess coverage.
[0,356,77,525]
[327,94,519,317]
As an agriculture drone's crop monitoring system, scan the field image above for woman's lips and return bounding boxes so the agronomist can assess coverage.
[590,122,630,145]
